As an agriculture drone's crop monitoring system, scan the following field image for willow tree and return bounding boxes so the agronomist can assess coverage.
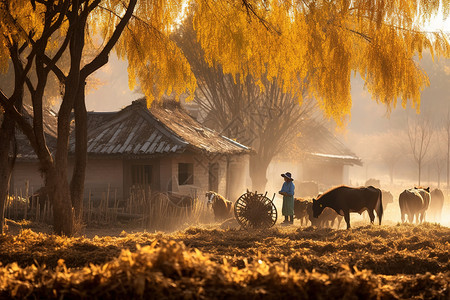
[195,0,450,124]
[176,14,317,191]
[0,0,195,235]
[1,0,449,235]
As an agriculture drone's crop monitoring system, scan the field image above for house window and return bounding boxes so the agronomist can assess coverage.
[178,163,194,185]
[131,165,152,187]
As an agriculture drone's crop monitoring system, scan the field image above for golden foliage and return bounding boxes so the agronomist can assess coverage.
[90,0,197,105]
[1,1,450,124]
[193,0,450,125]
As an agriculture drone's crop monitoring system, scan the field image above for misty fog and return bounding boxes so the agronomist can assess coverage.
[84,51,450,227]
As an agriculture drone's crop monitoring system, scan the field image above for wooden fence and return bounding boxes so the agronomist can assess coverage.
[5,183,212,231]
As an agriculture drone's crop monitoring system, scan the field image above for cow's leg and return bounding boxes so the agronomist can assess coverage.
[419,212,425,223]
[368,209,375,224]
[344,211,351,229]
[401,212,405,223]
[408,214,414,223]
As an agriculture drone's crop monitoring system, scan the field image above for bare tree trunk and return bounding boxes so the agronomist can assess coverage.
[249,155,270,192]
[50,74,77,235]
[418,161,422,186]
[70,82,87,222]
[46,168,73,235]
[0,43,23,234]
[389,167,394,184]
[0,116,15,234]
[446,109,450,190]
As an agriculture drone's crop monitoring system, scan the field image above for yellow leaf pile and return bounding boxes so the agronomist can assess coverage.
[0,223,449,298]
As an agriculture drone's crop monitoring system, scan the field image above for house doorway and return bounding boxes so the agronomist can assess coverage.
[208,163,219,192]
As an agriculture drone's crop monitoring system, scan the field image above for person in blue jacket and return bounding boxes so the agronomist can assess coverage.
[279,172,295,224]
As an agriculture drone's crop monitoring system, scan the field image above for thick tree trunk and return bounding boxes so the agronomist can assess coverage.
[70,83,87,222]
[0,116,15,234]
[1,43,23,234]
[46,169,73,235]
[51,89,76,236]
[249,155,270,192]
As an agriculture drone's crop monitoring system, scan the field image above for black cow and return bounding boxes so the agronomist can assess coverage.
[429,188,444,222]
[312,185,383,229]
[399,188,429,223]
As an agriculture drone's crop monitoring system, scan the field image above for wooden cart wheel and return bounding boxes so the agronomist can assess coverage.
[234,191,277,229]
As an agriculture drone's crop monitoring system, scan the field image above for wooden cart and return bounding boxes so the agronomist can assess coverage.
[234,190,277,229]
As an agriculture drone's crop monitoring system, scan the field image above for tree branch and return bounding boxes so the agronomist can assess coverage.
[81,0,137,78]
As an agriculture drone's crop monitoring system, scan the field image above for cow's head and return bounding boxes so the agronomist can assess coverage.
[312,198,325,218]
[205,191,215,208]
[414,186,431,193]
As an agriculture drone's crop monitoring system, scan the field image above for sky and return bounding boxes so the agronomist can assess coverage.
[85,55,140,112]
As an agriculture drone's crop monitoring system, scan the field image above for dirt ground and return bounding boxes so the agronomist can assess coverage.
[0,218,449,299]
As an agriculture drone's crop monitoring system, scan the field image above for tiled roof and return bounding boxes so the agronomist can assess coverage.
[287,119,362,166]
[15,105,58,160]
[70,99,250,156]
[149,100,250,155]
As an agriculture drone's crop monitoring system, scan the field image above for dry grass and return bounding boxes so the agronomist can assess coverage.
[0,223,449,299]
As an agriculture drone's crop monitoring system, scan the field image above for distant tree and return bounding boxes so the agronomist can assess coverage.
[175,14,317,191]
[378,130,406,184]
[431,134,445,188]
[407,113,434,186]
[445,109,450,190]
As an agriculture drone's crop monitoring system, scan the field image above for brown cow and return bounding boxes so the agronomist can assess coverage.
[312,185,383,229]
[415,187,431,222]
[294,198,309,226]
[306,202,343,229]
[381,190,394,211]
[365,178,381,189]
[429,188,444,222]
[206,191,234,221]
[399,188,429,224]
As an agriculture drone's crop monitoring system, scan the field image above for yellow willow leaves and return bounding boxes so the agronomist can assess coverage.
[193,0,450,125]
[91,0,196,106]
[0,35,8,73]
[0,0,70,80]
[0,0,45,73]
[357,25,430,112]
[2,0,450,125]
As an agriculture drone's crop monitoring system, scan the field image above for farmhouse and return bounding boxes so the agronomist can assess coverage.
[10,99,251,203]
[296,119,362,185]
[268,119,362,195]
